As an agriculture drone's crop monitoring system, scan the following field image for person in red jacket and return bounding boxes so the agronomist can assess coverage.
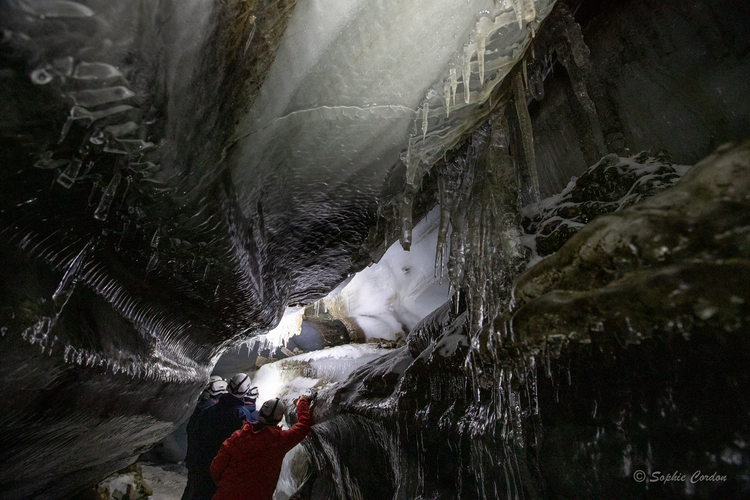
[210,395,312,500]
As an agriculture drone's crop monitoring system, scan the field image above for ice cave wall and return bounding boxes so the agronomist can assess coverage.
[1,0,750,498]
[278,1,750,499]
[525,0,750,201]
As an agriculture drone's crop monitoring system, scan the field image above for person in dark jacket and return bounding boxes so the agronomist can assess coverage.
[183,373,254,500]
[181,378,228,500]
[243,385,260,423]
[199,375,225,400]
[226,372,259,422]
[210,396,312,500]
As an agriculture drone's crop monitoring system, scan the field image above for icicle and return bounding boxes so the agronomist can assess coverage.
[150,227,161,248]
[399,189,415,251]
[527,57,545,101]
[462,45,472,104]
[421,102,429,141]
[73,62,123,80]
[146,252,159,272]
[512,0,523,29]
[512,69,540,203]
[444,80,451,117]
[56,158,82,188]
[435,174,453,281]
[476,34,486,86]
[94,172,121,221]
[405,137,417,186]
[53,239,94,311]
[450,68,458,106]
[549,2,607,157]
[67,86,135,107]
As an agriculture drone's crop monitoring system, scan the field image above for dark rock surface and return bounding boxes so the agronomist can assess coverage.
[522,151,690,260]
[298,141,750,500]
[528,0,750,201]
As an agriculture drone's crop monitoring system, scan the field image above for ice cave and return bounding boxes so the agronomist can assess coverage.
[1,0,750,498]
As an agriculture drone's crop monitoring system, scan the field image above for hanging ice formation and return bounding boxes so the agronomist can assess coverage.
[463,44,473,105]
[389,0,558,349]
[94,172,122,221]
[512,68,541,204]
[435,109,527,333]
[399,0,551,185]
[512,0,537,30]
[450,68,458,107]
[546,2,607,158]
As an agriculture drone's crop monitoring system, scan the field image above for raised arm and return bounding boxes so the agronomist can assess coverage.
[277,397,312,451]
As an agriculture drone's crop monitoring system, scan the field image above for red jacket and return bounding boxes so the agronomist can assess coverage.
[210,399,312,500]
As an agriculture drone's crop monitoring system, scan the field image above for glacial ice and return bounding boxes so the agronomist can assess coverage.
[229,0,557,218]
[19,0,94,19]
[323,207,450,341]
[73,62,123,81]
[67,87,135,107]
[93,173,122,221]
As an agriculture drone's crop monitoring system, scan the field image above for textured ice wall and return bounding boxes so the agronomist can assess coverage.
[228,0,557,224]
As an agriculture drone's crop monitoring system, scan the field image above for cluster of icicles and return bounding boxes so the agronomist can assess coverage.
[397,1,607,336]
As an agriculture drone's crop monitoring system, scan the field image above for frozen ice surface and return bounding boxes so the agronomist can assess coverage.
[20,0,94,18]
[250,344,392,412]
[229,0,557,219]
[328,206,450,341]
[67,87,135,107]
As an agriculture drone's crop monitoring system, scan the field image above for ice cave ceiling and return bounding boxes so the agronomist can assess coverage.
[1,0,750,498]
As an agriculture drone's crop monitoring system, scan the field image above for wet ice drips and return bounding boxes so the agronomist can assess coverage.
[436,118,527,334]
[512,69,540,204]
[401,0,552,198]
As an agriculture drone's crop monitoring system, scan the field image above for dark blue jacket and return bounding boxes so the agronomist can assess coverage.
[195,396,220,414]
[186,394,249,469]
[184,396,220,466]
[240,400,259,423]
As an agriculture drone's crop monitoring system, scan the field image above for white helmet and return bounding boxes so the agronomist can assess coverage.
[258,398,287,425]
[246,386,259,400]
[228,373,252,397]
[209,375,224,384]
[207,380,228,397]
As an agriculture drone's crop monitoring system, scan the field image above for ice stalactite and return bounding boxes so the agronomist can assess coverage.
[547,2,607,160]
[94,172,122,221]
[399,186,416,251]
[52,239,95,313]
[435,147,474,283]
[475,20,489,86]
[512,0,537,30]
[462,44,473,104]
[435,110,527,333]
[449,68,458,107]
[443,80,451,117]
[421,103,429,141]
[57,158,83,189]
[512,68,541,204]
